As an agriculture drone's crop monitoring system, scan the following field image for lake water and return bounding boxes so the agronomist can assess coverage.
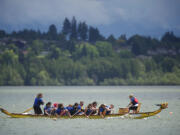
[0,86,180,135]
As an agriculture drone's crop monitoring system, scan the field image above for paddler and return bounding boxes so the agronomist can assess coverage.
[98,104,106,118]
[79,101,84,112]
[70,103,82,116]
[33,93,44,114]
[105,104,114,115]
[84,104,93,118]
[55,103,71,117]
[91,101,98,115]
[44,102,52,115]
[127,94,139,113]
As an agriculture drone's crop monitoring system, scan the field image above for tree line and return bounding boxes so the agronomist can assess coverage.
[0,17,180,85]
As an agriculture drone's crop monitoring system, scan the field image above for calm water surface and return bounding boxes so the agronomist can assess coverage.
[0,86,180,135]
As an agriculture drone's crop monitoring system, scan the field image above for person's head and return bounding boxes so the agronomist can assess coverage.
[80,101,84,106]
[53,103,58,108]
[129,94,134,99]
[68,104,73,107]
[110,104,114,109]
[99,104,106,109]
[87,104,92,109]
[37,93,43,98]
[92,101,97,107]
[58,103,64,109]
[46,102,51,107]
[73,103,79,108]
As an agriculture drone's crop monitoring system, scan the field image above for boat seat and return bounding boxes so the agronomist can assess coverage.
[118,108,129,114]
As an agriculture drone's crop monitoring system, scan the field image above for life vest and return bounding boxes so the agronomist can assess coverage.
[131,97,138,105]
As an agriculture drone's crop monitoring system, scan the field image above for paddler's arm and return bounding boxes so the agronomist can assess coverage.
[39,98,44,105]
[84,108,88,117]
[87,110,94,117]
[55,113,59,117]
[127,102,132,107]
[65,109,72,118]
[44,110,47,115]
[72,109,81,117]
[99,112,104,118]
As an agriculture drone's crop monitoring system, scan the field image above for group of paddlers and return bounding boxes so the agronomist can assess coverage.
[33,93,139,118]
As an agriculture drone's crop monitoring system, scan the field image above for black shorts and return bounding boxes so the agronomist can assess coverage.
[129,106,138,110]
[33,106,43,114]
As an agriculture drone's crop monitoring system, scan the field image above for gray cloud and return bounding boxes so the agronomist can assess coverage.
[0,0,180,36]
[0,0,111,25]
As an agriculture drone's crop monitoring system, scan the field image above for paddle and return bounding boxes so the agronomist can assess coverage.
[22,107,33,113]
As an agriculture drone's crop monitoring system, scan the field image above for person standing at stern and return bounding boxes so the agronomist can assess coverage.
[33,93,44,114]
[127,94,139,113]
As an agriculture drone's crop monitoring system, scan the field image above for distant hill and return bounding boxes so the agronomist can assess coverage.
[0,17,180,85]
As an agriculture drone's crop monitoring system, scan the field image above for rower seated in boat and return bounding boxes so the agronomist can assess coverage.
[91,101,98,115]
[127,94,139,113]
[33,93,44,115]
[70,103,83,116]
[44,102,53,115]
[79,101,84,112]
[84,104,93,118]
[55,103,71,117]
[50,103,58,115]
[98,104,107,118]
[105,104,114,115]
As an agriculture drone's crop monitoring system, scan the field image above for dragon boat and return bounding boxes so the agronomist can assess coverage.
[0,103,168,119]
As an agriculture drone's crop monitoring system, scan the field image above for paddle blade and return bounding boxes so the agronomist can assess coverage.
[22,107,33,113]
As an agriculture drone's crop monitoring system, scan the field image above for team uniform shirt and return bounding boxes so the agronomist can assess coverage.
[55,107,65,115]
[86,109,93,115]
[66,106,73,112]
[99,107,105,114]
[44,106,52,114]
[77,105,81,110]
[68,105,81,115]
[77,105,83,114]
[105,106,111,115]
[33,98,44,107]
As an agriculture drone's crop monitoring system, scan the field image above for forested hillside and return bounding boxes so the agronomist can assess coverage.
[0,17,180,85]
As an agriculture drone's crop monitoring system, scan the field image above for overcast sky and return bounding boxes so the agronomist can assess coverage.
[0,0,180,37]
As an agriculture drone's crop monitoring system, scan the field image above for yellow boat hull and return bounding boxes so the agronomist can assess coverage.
[0,103,168,119]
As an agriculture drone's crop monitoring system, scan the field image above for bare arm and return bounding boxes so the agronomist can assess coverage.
[127,102,132,107]
[99,112,104,118]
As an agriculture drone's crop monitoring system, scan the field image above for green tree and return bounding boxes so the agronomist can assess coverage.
[0,30,6,38]
[88,27,104,42]
[78,22,88,41]
[95,41,114,57]
[62,18,71,36]
[47,24,58,40]
[31,40,44,55]
[73,43,99,59]
[161,57,176,72]
[0,66,24,85]
[107,34,116,45]
[0,50,18,65]
[36,70,52,85]
[70,17,77,40]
